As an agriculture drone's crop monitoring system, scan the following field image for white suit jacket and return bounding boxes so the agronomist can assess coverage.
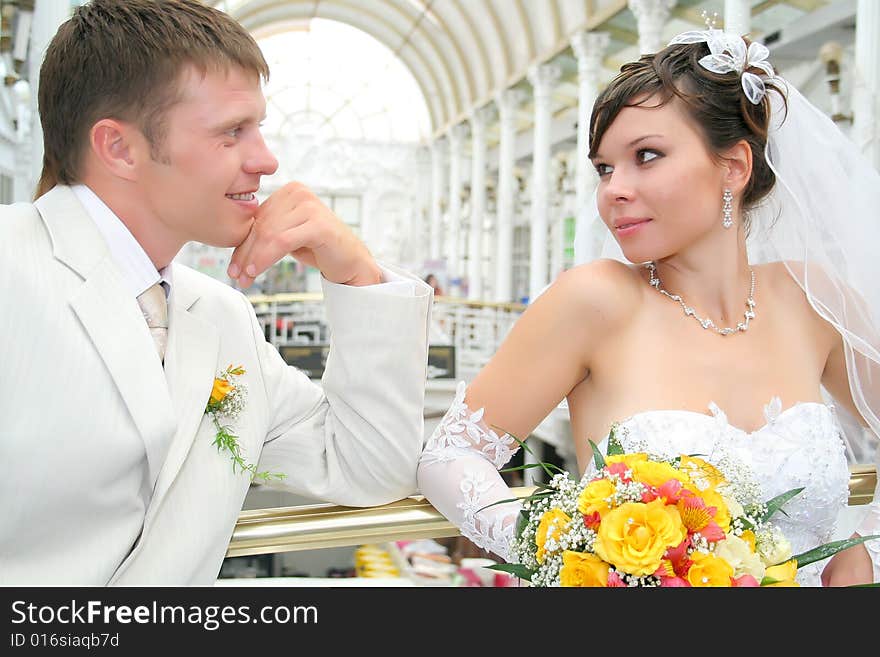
[0,185,431,585]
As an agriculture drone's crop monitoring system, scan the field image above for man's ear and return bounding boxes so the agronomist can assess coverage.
[88,119,147,181]
[723,139,753,195]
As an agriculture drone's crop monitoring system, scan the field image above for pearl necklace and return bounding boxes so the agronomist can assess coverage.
[645,261,756,336]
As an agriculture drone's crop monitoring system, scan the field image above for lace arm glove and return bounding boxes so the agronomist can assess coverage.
[417,382,523,562]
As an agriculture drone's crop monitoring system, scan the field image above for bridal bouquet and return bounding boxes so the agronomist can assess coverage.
[495,427,873,587]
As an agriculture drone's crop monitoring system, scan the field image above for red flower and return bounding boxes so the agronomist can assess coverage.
[677,495,716,533]
[659,576,690,587]
[607,571,627,587]
[732,574,760,587]
[655,478,686,503]
[605,462,632,482]
[663,538,693,577]
[699,520,726,543]
[582,511,601,530]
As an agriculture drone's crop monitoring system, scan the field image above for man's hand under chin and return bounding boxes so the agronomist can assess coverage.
[227,182,383,288]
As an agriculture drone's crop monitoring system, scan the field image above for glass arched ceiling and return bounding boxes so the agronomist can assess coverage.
[258,19,431,143]
[213,1,841,140]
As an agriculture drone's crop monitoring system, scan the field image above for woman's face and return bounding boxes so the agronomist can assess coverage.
[590,96,728,264]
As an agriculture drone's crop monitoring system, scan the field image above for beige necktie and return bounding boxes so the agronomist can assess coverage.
[137,282,168,363]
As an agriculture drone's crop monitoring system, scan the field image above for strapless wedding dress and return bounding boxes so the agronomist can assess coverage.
[417,382,880,587]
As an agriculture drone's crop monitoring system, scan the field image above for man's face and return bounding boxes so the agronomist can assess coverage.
[137,65,278,250]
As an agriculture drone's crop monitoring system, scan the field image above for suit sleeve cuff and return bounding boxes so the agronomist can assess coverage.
[321,263,432,297]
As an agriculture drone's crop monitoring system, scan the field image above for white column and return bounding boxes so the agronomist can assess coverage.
[429,139,446,261]
[853,0,880,170]
[527,63,561,302]
[549,157,566,280]
[413,146,431,268]
[467,106,491,300]
[494,88,525,303]
[628,0,677,55]
[13,80,33,202]
[571,31,609,265]
[724,0,751,36]
[447,124,466,287]
[28,0,72,192]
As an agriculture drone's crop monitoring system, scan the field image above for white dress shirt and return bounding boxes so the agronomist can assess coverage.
[72,184,169,299]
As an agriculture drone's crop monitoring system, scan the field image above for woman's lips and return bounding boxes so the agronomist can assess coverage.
[614,218,651,236]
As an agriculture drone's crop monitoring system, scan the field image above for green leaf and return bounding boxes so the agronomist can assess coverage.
[515,508,530,538]
[761,487,804,521]
[790,534,880,569]
[588,439,605,471]
[500,462,566,475]
[493,429,559,479]
[492,426,529,453]
[476,490,552,514]
[606,423,625,456]
[485,563,534,580]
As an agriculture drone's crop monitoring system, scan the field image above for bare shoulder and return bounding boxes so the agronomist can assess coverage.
[759,260,839,338]
[537,258,642,331]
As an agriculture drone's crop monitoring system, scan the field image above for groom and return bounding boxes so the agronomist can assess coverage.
[0,0,431,584]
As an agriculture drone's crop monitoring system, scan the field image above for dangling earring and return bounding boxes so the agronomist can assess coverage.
[722,189,734,229]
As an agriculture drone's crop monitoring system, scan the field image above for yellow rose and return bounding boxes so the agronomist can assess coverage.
[594,499,687,576]
[577,478,617,517]
[210,378,233,404]
[679,455,726,488]
[606,452,649,468]
[714,534,766,580]
[560,551,610,587]
[535,508,571,564]
[631,460,691,488]
[763,559,799,586]
[687,551,734,587]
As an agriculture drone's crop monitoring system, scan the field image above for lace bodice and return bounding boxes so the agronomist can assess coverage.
[416,383,880,586]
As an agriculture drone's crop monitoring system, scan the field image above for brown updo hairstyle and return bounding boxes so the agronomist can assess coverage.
[588,38,787,234]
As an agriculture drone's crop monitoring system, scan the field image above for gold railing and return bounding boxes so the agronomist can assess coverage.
[227,465,877,558]
[246,292,526,312]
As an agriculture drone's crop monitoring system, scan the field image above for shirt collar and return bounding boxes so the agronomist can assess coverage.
[72,183,172,299]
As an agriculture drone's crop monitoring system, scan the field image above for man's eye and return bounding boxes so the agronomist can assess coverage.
[225,127,241,138]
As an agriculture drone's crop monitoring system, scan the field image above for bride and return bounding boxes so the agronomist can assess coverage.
[417,29,880,586]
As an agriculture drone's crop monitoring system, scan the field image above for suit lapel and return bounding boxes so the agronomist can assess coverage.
[108,283,220,584]
[36,187,176,487]
[146,282,220,517]
[69,260,177,485]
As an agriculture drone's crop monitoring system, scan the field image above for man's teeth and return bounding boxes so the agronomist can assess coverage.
[227,192,255,201]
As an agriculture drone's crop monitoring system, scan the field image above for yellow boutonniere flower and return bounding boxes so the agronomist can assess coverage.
[205,364,284,483]
[210,378,233,405]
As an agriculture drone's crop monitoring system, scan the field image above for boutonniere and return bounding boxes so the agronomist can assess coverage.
[206,364,285,483]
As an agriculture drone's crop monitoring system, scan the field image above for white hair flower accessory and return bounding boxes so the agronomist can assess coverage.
[668,29,775,105]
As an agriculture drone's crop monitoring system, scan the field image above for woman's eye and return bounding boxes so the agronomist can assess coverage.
[225,127,241,138]
[637,149,661,164]
[594,163,612,176]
